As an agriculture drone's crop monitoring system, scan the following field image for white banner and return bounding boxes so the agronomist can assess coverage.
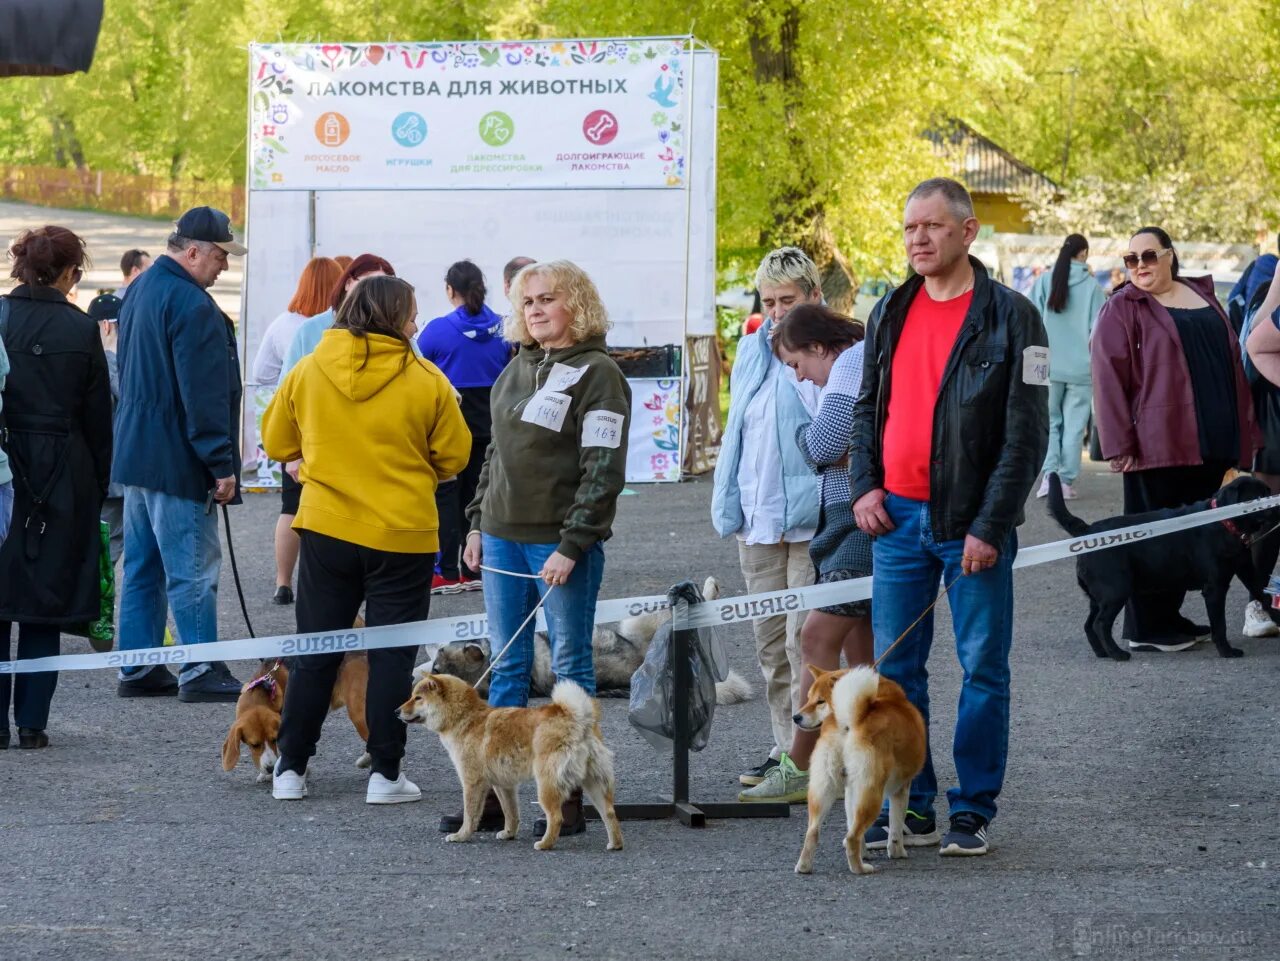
[250,38,693,191]
[626,377,682,482]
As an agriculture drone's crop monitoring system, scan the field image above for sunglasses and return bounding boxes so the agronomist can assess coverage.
[1121,248,1173,270]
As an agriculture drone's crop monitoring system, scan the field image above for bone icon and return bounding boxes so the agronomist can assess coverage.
[586,113,616,143]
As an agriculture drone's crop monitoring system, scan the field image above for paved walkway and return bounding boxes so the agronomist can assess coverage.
[2,468,1276,960]
[0,200,243,318]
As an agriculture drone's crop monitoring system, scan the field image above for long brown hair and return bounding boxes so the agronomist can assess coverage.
[334,275,418,371]
[328,253,395,313]
[771,303,863,357]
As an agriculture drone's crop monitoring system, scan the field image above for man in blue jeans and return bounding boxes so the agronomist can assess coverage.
[113,207,247,702]
[850,178,1048,855]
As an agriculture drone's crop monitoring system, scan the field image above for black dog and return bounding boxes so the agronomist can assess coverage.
[1046,473,1279,660]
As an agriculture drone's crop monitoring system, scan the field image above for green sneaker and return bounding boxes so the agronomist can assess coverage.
[737,754,808,803]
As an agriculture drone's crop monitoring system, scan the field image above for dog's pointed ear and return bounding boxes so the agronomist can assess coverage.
[702,575,720,601]
[807,665,828,681]
[463,642,486,663]
[221,721,243,771]
[416,674,440,693]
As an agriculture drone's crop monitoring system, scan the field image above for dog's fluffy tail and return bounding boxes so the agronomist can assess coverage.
[714,669,754,705]
[1046,471,1091,537]
[832,666,880,730]
[551,679,599,733]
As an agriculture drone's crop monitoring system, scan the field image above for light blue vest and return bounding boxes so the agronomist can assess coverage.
[711,319,819,537]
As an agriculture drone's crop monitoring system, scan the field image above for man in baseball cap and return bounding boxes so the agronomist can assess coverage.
[110,204,246,702]
[173,205,248,256]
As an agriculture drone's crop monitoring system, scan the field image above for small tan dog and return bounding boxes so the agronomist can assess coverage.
[221,654,372,780]
[398,673,624,852]
[792,665,927,875]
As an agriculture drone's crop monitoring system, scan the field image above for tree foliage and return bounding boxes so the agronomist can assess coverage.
[0,0,1276,276]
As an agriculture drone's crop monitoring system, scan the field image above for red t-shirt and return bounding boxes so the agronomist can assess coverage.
[882,287,973,500]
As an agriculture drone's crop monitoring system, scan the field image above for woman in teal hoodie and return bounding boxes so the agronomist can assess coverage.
[1031,234,1104,499]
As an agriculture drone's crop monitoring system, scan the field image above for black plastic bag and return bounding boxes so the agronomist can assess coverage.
[628,580,730,752]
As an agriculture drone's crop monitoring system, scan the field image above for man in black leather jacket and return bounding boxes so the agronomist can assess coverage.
[850,178,1048,857]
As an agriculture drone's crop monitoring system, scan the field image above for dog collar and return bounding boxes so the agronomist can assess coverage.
[1210,499,1250,544]
[244,660,283,697]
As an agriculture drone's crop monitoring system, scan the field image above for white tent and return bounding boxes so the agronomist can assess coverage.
[241,37,719,483]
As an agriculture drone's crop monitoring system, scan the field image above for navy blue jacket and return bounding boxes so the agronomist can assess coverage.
[112,254,242,503]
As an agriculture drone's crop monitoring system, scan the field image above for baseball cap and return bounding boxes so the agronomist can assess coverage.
[174,206,248,256]
[87,293,122,322]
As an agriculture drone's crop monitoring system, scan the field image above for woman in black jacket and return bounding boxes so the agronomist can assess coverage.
[0,226,112,748]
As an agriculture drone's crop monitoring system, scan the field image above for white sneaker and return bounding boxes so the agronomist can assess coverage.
[366,772,422,805]
[1243,600,1279,638]
[1036,474,1050,498]
[272,762,308,800]
[1061,482,1078,500]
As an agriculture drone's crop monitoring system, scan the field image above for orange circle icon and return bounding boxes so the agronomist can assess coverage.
[315,111,350,147]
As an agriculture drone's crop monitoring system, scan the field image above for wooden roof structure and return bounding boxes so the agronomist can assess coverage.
[926,120,1058,196]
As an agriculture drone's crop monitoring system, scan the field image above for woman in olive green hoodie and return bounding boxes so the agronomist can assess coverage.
[447,260,630,835]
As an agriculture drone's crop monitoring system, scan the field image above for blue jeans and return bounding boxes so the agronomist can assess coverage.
[117,486,221,685]
[481,535,603,707]
[871,494,1016,822]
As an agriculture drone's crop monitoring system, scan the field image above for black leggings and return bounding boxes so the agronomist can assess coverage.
[1122,461,1233,640]
[277,531,431,779]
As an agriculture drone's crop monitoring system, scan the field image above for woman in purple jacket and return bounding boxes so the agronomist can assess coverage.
[1092,226,1260,653]
[416,260,513,594]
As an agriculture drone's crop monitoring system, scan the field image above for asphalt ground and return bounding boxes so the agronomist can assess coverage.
[2,462,1278,961]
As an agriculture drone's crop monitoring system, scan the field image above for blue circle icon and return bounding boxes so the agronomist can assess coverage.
[392,112,427,148]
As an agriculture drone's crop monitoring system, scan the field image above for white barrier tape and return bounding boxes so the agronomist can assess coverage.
[672,493,1280,630]
[4,493,1277,674]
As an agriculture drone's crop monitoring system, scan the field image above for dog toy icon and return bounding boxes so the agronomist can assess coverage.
[395,114,424,145]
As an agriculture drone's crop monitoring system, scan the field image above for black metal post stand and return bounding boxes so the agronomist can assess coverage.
[584,584,790,828]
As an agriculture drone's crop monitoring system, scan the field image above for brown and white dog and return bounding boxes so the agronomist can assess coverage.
[792,666,927,875]
[398,672,624,852]
[221,654,372,780]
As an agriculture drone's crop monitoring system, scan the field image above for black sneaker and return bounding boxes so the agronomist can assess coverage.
[864,809,942,849]
[273,585,294,605]
[178,664,242,703]
[739,756,781,787]
[940,811,990,856]
[117,666,179,698]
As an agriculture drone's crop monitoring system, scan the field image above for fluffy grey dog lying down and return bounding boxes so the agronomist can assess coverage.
[426,576,754,704]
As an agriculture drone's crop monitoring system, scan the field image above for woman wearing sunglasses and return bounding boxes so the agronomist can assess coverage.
[1092,226,1260,654]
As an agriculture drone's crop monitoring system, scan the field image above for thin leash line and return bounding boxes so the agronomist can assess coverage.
[478,564,544,579]
[872,574,963,672]
[471,564,559,689]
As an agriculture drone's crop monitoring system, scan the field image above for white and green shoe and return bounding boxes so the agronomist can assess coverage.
[737,753,809,803]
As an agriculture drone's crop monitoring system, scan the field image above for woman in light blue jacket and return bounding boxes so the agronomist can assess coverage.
[1030,234,1104,499]
[711,246,820,788]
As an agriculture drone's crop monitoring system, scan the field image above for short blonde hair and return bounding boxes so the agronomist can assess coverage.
[754,246,821,297]
[505,260,611,347]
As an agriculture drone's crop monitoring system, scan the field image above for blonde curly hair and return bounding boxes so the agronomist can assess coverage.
[505,260,611,347]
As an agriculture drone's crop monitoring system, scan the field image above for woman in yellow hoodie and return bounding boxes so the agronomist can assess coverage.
[262,275,470,805]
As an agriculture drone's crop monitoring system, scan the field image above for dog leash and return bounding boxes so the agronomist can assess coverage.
[472,564,558,689]
[872,574,963,671]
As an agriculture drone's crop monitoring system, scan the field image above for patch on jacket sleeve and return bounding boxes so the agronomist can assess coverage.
[582,410,624,449]
[1022,346,1050,386]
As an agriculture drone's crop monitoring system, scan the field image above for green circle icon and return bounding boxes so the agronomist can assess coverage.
[478,111,515,147]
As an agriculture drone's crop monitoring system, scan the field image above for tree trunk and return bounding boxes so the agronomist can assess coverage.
[747,3,856,311]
